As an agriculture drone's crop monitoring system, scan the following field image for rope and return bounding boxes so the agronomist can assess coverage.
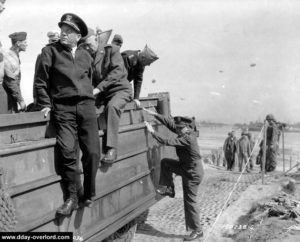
[203,126,264,242]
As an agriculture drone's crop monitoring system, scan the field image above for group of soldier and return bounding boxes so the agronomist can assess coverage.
[0,7,205,241]
[1,10,159,215]
[223,114,282,173]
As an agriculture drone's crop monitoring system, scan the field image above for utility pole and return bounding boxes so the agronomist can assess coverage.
[282,127,285,172]
[262,120,268,184]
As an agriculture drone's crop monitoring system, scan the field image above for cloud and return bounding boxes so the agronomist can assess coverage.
[210,91,221,96]
[252,100,262,105]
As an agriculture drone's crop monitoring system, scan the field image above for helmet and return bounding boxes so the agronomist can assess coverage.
[266,114,275,121]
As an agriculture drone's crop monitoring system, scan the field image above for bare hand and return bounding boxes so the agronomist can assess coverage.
[18,101,26,111]
[133,99,141,108]
[93,88,100,96]
[41,107,51,118]
[144,121,155,134]
[142,107,157,116]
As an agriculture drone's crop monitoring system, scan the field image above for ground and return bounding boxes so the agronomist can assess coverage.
[132,164,300,242]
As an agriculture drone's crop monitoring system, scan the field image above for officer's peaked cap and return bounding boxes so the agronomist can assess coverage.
[140,45,159,63]
[9,32,27,41]
[266,114,275,121]
[174,116,193,128]
[112,34,123,44]
[58,13,88,37]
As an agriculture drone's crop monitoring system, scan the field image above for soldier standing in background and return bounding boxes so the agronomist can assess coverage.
[257,114,281,172]
[144,109,204,241]
[121,45,158,107]
[237,130,251,172]
[247,132,255,170]
[223,131,237,171]
[2,32,27,113]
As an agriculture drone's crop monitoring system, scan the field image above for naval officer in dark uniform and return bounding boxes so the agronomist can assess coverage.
[144,109,204,241]
[34,13,100,215]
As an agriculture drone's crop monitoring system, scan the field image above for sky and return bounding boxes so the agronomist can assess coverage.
[1,0,300,124]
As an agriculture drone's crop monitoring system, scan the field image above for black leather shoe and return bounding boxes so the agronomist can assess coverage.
[78,197,93,208]
[102,148,117,164]
[156,186,175,198]
[56,198,78,216]
[183,230,203,241]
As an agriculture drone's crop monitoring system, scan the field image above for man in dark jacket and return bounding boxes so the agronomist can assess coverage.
[80,28,132,163]
[223,131,237,171]
[144,109,204,241]
[34,13,100,216]
[121,45,158,106]
[31,31,60,109]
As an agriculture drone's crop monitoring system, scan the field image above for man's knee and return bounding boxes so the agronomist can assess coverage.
[161,158,170,167]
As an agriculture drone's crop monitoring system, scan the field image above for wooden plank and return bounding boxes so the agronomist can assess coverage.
[0,112,49,127]
[0,138,56,155]
[0,145,55,187]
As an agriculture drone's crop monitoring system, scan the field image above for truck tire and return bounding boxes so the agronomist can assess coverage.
[103,219,137,242]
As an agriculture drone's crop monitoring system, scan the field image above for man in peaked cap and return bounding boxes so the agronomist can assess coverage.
[2,32,27,113]
[143,109,204,241]
[121,45,158,107]
[34,13,100,216]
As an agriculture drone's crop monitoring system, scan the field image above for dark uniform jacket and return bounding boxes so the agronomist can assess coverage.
[93,44,132,100]
[223,136,237,155]
[34,41,94,108]
[152,114,201,166]
[121,50,144,99]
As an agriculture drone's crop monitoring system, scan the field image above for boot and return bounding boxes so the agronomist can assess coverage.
[156,186,175,198]
[102,148,117,164]
[183,230,204,241]
[56,197,78,216]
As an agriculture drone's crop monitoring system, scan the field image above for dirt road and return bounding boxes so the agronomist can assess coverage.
[133,164,262,242]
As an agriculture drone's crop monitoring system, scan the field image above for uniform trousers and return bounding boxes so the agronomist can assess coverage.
[104,90,131,149]
[53,99,100,200]
[159,158,204,232]
[225,152,235,170]
[238,153,249,172]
